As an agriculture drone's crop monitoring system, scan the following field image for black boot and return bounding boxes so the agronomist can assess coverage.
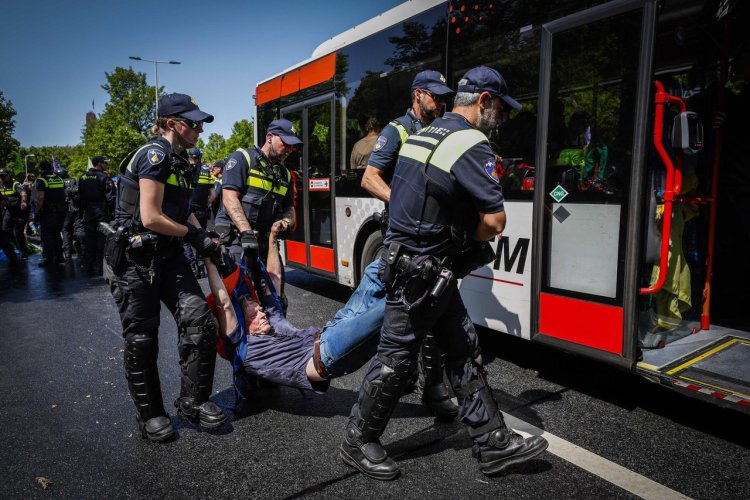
[340,422,400,480]
[124,333,175,443]
[419,333,459,420]
[474,428,548,476]
[174,397,226,428]
[137,415,175,443]
[340,353,416,480]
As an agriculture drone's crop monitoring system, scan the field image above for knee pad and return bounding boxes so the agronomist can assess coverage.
[124,333,158,360]
[181,311,218,350]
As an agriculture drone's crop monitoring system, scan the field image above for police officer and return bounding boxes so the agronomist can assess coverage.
[107,93,226,442]
[361,70,458,420]
[0,168,30,262]
[79,156,115,275]
[340,67,548,480]
[59,167,81,261]
[0,168,24,265]
[208,159,224,230]
[35,160,68,267]
[183,148,214,276]
[214,119,299,276]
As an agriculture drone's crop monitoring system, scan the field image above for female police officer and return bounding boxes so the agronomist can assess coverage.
[108,93,226,442]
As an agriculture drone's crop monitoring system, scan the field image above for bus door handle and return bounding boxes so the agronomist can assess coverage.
[640,80,686,295]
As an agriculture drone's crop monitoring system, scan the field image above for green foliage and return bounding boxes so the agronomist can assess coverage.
[223,119,254,157]
[17,144,85,177]
[80,66,153,172]
[202,133,227,162]
[0,91,20,166]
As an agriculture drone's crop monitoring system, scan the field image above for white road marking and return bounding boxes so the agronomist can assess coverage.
[503,413,692,500]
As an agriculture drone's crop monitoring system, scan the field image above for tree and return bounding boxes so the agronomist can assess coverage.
[223,119,254,158]
[80,67,154,170]
[0,91,20,166]
[203,133,226,163]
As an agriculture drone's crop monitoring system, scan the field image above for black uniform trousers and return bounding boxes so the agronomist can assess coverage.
[349,262,496,440]
[82,203,107,272]
[39,206,67,263]
[62,208,83,257]
[109,241,217,419]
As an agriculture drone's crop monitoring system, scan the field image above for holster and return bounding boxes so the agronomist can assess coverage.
[100,221,128,271]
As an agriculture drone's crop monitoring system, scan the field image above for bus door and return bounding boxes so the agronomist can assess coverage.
[532,0,656,366]
[281,95,337,278]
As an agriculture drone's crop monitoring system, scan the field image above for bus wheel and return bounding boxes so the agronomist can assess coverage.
[360,231,384,280]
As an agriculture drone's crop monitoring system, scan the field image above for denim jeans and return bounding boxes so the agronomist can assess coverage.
[317,260,385,377]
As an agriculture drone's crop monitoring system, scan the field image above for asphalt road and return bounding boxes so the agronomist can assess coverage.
[1,255,748,499]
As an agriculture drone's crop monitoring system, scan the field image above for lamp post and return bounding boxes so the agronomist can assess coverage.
[128,56,181,116]
[24,154,35,178]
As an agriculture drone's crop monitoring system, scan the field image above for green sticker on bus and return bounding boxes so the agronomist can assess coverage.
[549,185,569,203]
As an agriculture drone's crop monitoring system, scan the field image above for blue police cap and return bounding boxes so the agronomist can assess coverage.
[267,119,302,146]
[91,155,109,165]
[411,70,454,95]
[158,93,214,123]
[457,66,521,109]
[188,148,202,158]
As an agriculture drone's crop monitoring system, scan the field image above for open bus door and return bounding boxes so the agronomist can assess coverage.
[531,0,654,369]
[281,95,337,278]
[531,0,750,412]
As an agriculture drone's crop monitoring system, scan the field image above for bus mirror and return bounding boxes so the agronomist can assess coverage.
[672,111,703,154]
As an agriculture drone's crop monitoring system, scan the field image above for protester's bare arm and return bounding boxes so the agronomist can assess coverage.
[205,258,238,337]
[266,221,284,294]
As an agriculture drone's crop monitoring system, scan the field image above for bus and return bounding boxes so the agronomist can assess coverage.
[253,0,750,413]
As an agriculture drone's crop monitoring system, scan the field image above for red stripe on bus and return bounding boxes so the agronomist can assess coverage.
[466,273,524,286]
[539,293,623,355]
[255,53,336,106]
[310,245,335,273]
[285,240,307,265]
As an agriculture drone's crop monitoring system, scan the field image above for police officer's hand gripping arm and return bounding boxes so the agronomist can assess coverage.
[221,187,259,253]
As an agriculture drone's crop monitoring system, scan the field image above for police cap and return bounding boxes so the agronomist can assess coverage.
[267,119,302,146]
[457,66,521,110]
[411,70,453,96]
[158,93,215,123]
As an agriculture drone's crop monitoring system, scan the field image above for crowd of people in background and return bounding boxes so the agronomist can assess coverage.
[0,152,225,276]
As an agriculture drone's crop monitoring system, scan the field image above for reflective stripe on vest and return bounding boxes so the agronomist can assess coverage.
[41,174,65,189]
[0,185,14,196]
[389,121,410,145]
[399,129,487,173]
[237,149,289,197]
[197,168,213,186]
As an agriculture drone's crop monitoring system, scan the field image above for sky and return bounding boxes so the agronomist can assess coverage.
[1,0,405,147]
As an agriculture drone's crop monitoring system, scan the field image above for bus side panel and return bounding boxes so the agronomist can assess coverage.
[335,196,385,286]
[459,201,533,340]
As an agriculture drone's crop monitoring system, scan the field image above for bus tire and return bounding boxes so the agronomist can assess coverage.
[360,230,384,280]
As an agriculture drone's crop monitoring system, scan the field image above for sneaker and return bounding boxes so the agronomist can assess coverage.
[474,429,548,476]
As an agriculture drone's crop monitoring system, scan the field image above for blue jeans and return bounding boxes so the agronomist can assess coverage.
[317,260,385,377]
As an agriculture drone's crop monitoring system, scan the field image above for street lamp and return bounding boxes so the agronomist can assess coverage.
[129,56,181,116]
[24,154,35,178]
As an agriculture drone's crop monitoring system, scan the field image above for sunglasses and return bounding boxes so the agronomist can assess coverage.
[175,119,203,130]
[421,89,447,103]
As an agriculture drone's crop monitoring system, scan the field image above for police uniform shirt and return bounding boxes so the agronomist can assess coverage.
[190,163,213,208]
[1,179,21,206]
[115,137,191,226]
[36,173,67,207]
[368,109,424,174]
[388,112,505,255]
[214,148,294,228]
[78,168,113,204]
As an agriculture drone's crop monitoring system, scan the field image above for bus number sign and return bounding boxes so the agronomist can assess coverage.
[549,185,569,203]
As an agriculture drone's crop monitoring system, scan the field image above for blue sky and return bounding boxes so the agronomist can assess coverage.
[1,0,404,147]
